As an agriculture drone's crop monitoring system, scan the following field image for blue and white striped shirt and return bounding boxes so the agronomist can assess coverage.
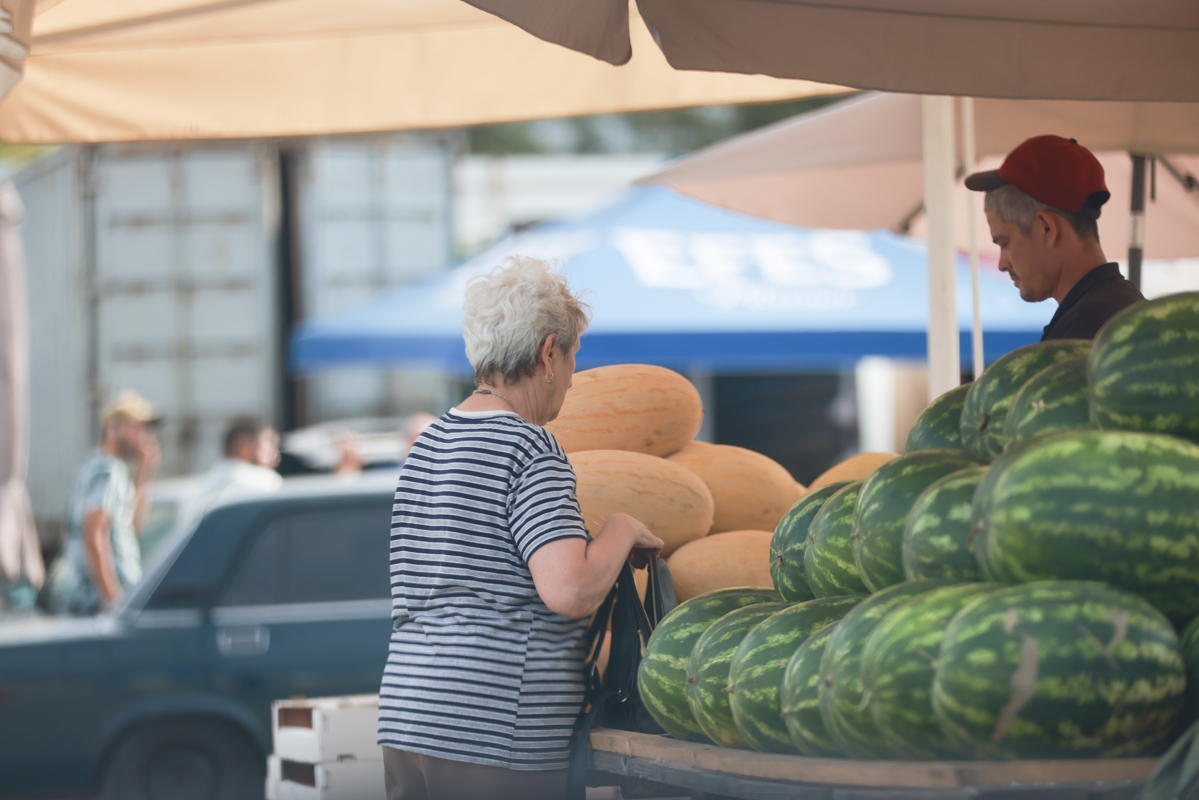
[377,409,590,770]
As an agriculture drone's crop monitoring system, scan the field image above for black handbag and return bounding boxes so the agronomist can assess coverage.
[566,555,677,799]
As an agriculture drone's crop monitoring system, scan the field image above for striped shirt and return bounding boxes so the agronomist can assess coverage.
[377,409,590,771]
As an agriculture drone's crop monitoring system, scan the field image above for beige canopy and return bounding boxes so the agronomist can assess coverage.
[467,0,1199,102]
[643,93,1199,260]
[0,0,843,143]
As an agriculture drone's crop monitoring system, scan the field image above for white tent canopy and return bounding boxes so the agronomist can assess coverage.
[0,0,843,143]
[467,0,1199,102]
[643,93,1199,261]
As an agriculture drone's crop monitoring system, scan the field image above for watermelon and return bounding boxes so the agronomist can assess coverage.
[1181,616,1199,725]
[1089,292,1199,447]
[803,481,870,598]
[819,579,958,758]
[1002,356,1091,449]
[638,587,778,742]
[972,429,1199,621]
[770,482,851,602]
[686,602,792,747]
[853,449,989,592]
[933,581,1185,759]
[906,383,971,452]
[728,595,864,753]
[860,583,998,758]
[780,622,842,757]
[902,467,988,581]
[960,339,1092,460]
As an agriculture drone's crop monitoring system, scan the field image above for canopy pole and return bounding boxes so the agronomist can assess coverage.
[961,97,984,379]
[922,96,960,399]
[1128,154,1147,290]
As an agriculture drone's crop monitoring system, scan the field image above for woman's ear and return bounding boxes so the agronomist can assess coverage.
[540,334,559,371]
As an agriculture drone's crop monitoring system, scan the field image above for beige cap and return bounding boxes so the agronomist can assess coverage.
[102,390,161,426]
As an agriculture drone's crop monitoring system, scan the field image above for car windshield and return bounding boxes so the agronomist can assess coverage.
[138,499,181,563]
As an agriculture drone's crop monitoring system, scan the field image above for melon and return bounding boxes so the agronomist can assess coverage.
[667,444,804,534]
[547,364,703,456]
[808,452,898,491]
[570,450,714,558]
[668,530,775,602]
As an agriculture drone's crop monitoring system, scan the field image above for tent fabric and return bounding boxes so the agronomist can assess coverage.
[291,186,1051,375]
[0,0,843,144]
[467,0,1199,102]
[0,179,43,596]
[0,0,34,104]
[642,93,1199,260]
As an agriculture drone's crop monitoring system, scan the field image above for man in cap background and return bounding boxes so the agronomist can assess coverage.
[967,135,1144,340]
[46,390,160,615]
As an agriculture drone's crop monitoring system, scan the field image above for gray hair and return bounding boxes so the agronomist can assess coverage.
[462,256,591,386]
[984,183,1099,242]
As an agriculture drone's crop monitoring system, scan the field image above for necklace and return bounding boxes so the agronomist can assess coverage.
[474,388,518,413]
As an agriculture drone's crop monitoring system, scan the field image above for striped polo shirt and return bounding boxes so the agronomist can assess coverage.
[377,409,591,771]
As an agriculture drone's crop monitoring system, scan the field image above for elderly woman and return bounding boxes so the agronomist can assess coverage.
[377,257,664,800]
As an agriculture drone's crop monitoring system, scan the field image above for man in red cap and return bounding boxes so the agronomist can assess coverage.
[966,135,1143,340]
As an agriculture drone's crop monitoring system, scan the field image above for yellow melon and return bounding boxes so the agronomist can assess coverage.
[808,452,899,491]
[667,530,775,603]
[547,364,703,456]
[666,443,804,534]
[570,450,714,558]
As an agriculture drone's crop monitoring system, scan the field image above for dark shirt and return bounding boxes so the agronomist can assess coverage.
[1041,263,1144,341]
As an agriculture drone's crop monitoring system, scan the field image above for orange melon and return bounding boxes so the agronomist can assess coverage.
[547,364,703,456]
[667,530,775,603]
[570,450,714,558]
[808,452,899,491]
[666,443,804,534]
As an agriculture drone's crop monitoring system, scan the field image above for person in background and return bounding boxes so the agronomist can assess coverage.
[46,391,160,615]
[377,257,663,800]
[397,412,436,464]
[966,134,1144,340]
[192,417,283,513]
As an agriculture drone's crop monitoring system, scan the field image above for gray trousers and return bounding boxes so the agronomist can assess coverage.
[383,746,569,800]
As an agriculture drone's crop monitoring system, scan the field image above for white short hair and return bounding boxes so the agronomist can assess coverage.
[462,256,591,385]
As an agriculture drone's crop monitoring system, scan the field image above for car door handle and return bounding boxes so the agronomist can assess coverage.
[216,625,270,657]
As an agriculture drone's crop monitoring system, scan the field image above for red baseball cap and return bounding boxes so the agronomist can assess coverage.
[965,135,1110,219]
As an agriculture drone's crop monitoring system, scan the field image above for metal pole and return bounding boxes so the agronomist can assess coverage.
[922,96,959,399]
[1129,154,1146,290]
[961,97,984,380]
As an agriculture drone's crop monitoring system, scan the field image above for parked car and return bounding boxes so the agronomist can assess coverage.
[0,472,398,799]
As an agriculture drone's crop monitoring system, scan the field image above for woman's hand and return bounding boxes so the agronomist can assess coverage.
[528,513,664,619]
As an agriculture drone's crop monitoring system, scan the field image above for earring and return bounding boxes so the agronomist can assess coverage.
[547,375,554,384]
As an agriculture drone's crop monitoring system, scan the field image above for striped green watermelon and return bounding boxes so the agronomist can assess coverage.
[906,383,971,452]
[966,433,1050,583]
[960,339,1091,460]
[1181,616,1199,725]
[780,622,842,756]
[1002,356,1091,449]
[902,466,988,581]
[1090,292,1199,447]
[638,587,779,742]
[728,595,864,753]
[933,581,1185,759]
[771,482,851,602]
[803,481,870,598]
[860,583,998,759]
[686,602,792,747]
[853,449,989,592]
[972,429,1199,620]
[819,579,958,758]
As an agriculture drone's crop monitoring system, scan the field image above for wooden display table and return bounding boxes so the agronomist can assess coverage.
[587,729,1157,800]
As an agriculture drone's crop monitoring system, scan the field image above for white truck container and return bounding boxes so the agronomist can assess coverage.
[18,135,455,541]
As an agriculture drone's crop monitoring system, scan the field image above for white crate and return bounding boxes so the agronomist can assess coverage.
[272,694,383,764]
[275,758,384,800]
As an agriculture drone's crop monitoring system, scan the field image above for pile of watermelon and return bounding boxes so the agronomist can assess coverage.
[636,292,1199,761]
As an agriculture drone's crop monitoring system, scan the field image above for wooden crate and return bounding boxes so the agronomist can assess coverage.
[588,729,1156,800]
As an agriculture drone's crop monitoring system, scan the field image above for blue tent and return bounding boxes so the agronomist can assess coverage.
[291,186,1052,375]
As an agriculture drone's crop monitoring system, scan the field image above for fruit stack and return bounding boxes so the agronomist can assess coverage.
[626,291,1199,761]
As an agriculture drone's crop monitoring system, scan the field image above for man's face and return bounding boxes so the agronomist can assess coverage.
[113,419,153,460]
[255,428,281,469]
[986,207,1058,303]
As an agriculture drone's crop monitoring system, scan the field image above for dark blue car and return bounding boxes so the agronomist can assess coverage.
[0,473,397,799]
